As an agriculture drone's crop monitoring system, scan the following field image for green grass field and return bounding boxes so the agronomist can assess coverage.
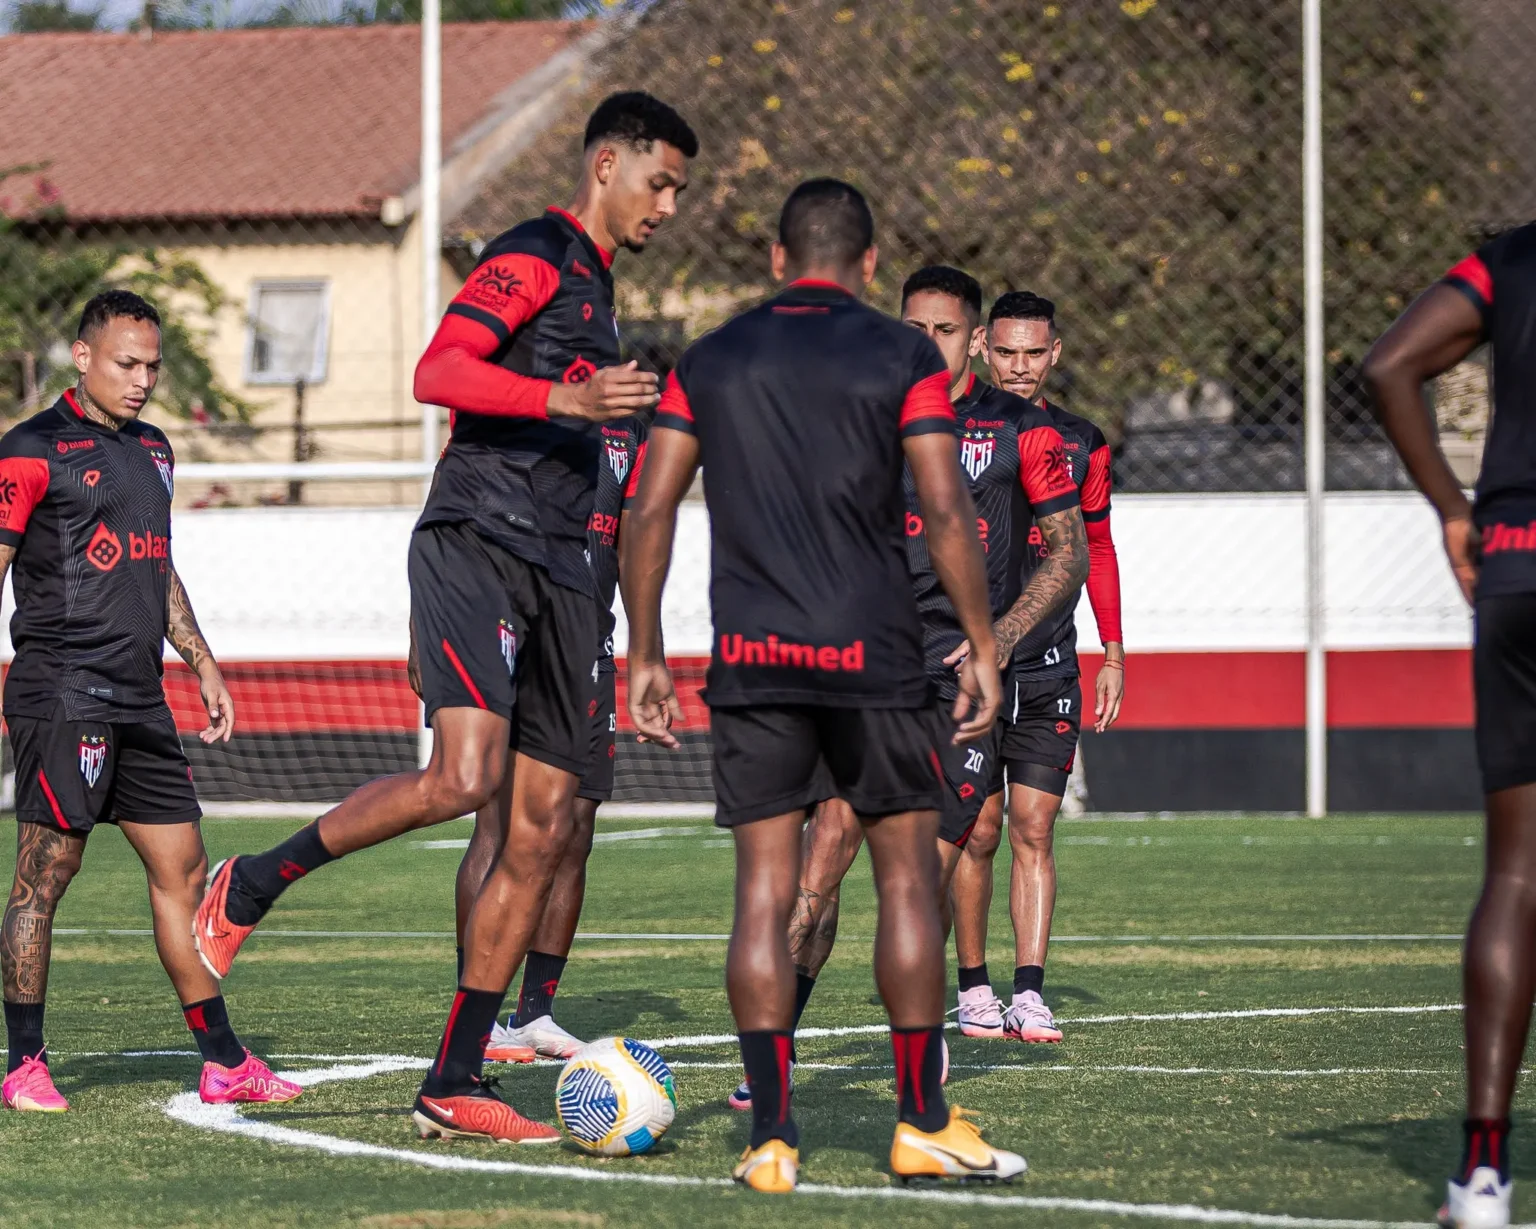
[0,812,1513,1228]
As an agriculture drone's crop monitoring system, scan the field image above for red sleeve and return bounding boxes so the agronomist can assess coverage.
[655,379,695,435]
[1081,443,1112,521]
[624,440,648,500]
[0,455,49,545]
[899,370,955,437]
[1443,252,1493,320]
[1018,425,1079,516]
[1085,515,1122,645]
[413,253,561,418]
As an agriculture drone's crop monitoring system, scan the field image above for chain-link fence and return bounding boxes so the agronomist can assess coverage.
[0,0,1527,811]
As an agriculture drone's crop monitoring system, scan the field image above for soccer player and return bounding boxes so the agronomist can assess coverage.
[724,267,1088,1111]
[193,93,695,1143]
[622,182,1025,1191]
[1,291,299,1112]
[1364,224,1536,1229]
[945,290,1125,1044]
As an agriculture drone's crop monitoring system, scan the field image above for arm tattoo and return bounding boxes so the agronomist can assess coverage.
[993,507,1090,664]
[2,825,82,1003]
[167,567,215,674]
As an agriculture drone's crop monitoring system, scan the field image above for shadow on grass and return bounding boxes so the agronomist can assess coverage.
[543,992,689,1037]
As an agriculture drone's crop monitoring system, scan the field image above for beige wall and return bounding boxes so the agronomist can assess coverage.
[149,217,457,508]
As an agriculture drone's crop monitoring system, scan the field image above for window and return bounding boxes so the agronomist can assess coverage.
[245,281,331,385]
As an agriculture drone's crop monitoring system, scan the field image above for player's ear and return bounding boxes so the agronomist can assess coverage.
[968,325,986,358]
[1050,332,1062,366]
[860,245,879,286]
[71,337,91,376]
[591,143,618,187]
[770,242,788,282]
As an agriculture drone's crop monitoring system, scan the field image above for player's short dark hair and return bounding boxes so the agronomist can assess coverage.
[777,178,874,269]
[77,289,160,342]
[584,91,699,159]
[989,290,1057,332]
[902,265,983,323]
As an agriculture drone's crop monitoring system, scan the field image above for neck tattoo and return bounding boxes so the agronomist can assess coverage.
[73,382,121,431]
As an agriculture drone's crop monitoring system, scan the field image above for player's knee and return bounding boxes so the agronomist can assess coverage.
[1009,808,1057,856]
[426,757,501,817]
[18,836,83,905]
[966,819,1003,860]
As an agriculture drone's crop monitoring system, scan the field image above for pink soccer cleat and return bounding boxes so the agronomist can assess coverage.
[1003,991,1063,1044]
[192,858,258,980]
[2,1053,68,1112]
[198,1051,303,1104]
[956,985,1007,1038]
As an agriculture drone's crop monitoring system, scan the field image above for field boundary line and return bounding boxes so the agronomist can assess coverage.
[157,1054,1464,1228]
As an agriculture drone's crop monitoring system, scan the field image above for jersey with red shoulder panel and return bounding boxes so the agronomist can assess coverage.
[1442,223,1536,598]
[655,281,954,708]
[1011,398,1120,679]
[903,375,1078,699]
[588,414,647,667]
[415,206,621,597]
[0,391,176,721]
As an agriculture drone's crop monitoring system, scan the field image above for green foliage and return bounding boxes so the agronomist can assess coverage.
[457,0,1514,433]
[0,167,256,425]
[5,0,105,30]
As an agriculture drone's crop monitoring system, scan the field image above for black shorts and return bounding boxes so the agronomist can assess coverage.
[936,721,1005,848]
[578,664,617,803]
[1475,592,1536,794]
[409,522,598,776]
[1001,674,1081,797]
[9,705,201,834]
[711,704,946,827]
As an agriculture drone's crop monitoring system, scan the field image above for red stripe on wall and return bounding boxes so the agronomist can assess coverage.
[119,649,1478,737]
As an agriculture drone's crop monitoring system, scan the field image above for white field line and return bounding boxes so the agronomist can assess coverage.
[157,1055,1466,1228]
[48,928,1463,942]
[640,1004,1463,1049]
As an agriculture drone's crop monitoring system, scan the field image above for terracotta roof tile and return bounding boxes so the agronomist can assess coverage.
[0,21,587,222]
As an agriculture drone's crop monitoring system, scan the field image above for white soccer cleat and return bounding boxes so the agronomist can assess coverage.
[1440,1169,1512,1229]
[1003,990,1063,1043]
[956,985,1006,1038]
[501,1014,585,1061]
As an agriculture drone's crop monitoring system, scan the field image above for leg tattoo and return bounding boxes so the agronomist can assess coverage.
[3,826,83,1004]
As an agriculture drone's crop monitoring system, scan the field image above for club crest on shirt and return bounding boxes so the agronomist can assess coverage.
[79,734,107,787]
[498,619,517,677]
[606,443,630,484]
[960,435,995,481]
[153,457,173,497]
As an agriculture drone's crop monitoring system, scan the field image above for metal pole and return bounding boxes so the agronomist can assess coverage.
[418,0,441,770]
[1303,0,1327,818]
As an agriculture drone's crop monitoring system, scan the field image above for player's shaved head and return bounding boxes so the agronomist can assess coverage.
[903,266,983,327]
[989,290,1057,335]
[778,179,875,271]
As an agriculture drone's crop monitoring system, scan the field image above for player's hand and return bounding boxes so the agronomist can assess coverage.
[945,636,1012,670]
[628,659,682,750]
[951,653,1001,745]
[1094,654,1125,733]
[1443,515,1480,606]
[197,666,235,744]
[546,361,659,423]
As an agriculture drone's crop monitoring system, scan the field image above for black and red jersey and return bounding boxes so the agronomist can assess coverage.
[1012,398,1121,680]
[903,374,1078,697]
[415,206,622,597]
[588,415,646,666]
[1442,224,1536,598]
[656,280,955,708]
[0,391,176,721]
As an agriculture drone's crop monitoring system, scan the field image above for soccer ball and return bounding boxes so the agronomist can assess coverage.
[554,1037,676,1156]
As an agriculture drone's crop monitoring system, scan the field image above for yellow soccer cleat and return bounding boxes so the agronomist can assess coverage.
[732,1138,799,1193]
[890,1107,1027,1184]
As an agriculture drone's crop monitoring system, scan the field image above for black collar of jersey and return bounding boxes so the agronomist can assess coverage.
[52,389,146,439]
[775,278,858,303]
[545,206,615,283]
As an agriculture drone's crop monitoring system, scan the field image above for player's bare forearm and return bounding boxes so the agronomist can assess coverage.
[1102,639,1124,665]
[2,825,79,1002]
[993,507,1088,664]
[1363,283,1484,523]
[167,566,217,677]
[619,427,698,664]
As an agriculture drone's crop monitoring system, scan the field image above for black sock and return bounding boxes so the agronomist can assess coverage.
[1460,1118,1512,1183]
[183,996,246,1068]
[739,1030,798,1148]
[792,972,817,1030]
[422,987,504,1096]
[4,1001,45,1074]
[958,964,991,993]
[514,951,567,1027]
[1013,964,1045,998]
[226,823,337,926]
[891,1025,949,1132]
[456,946,464,983]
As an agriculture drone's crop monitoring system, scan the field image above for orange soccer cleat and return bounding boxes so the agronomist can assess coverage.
[192,858,258,980]
[412,1076,561,1144]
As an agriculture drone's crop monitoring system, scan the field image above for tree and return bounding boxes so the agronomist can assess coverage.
[4,0,105,31]
[0,167,255,424]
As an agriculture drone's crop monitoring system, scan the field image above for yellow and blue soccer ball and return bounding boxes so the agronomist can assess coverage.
[554,1037,676,1156]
